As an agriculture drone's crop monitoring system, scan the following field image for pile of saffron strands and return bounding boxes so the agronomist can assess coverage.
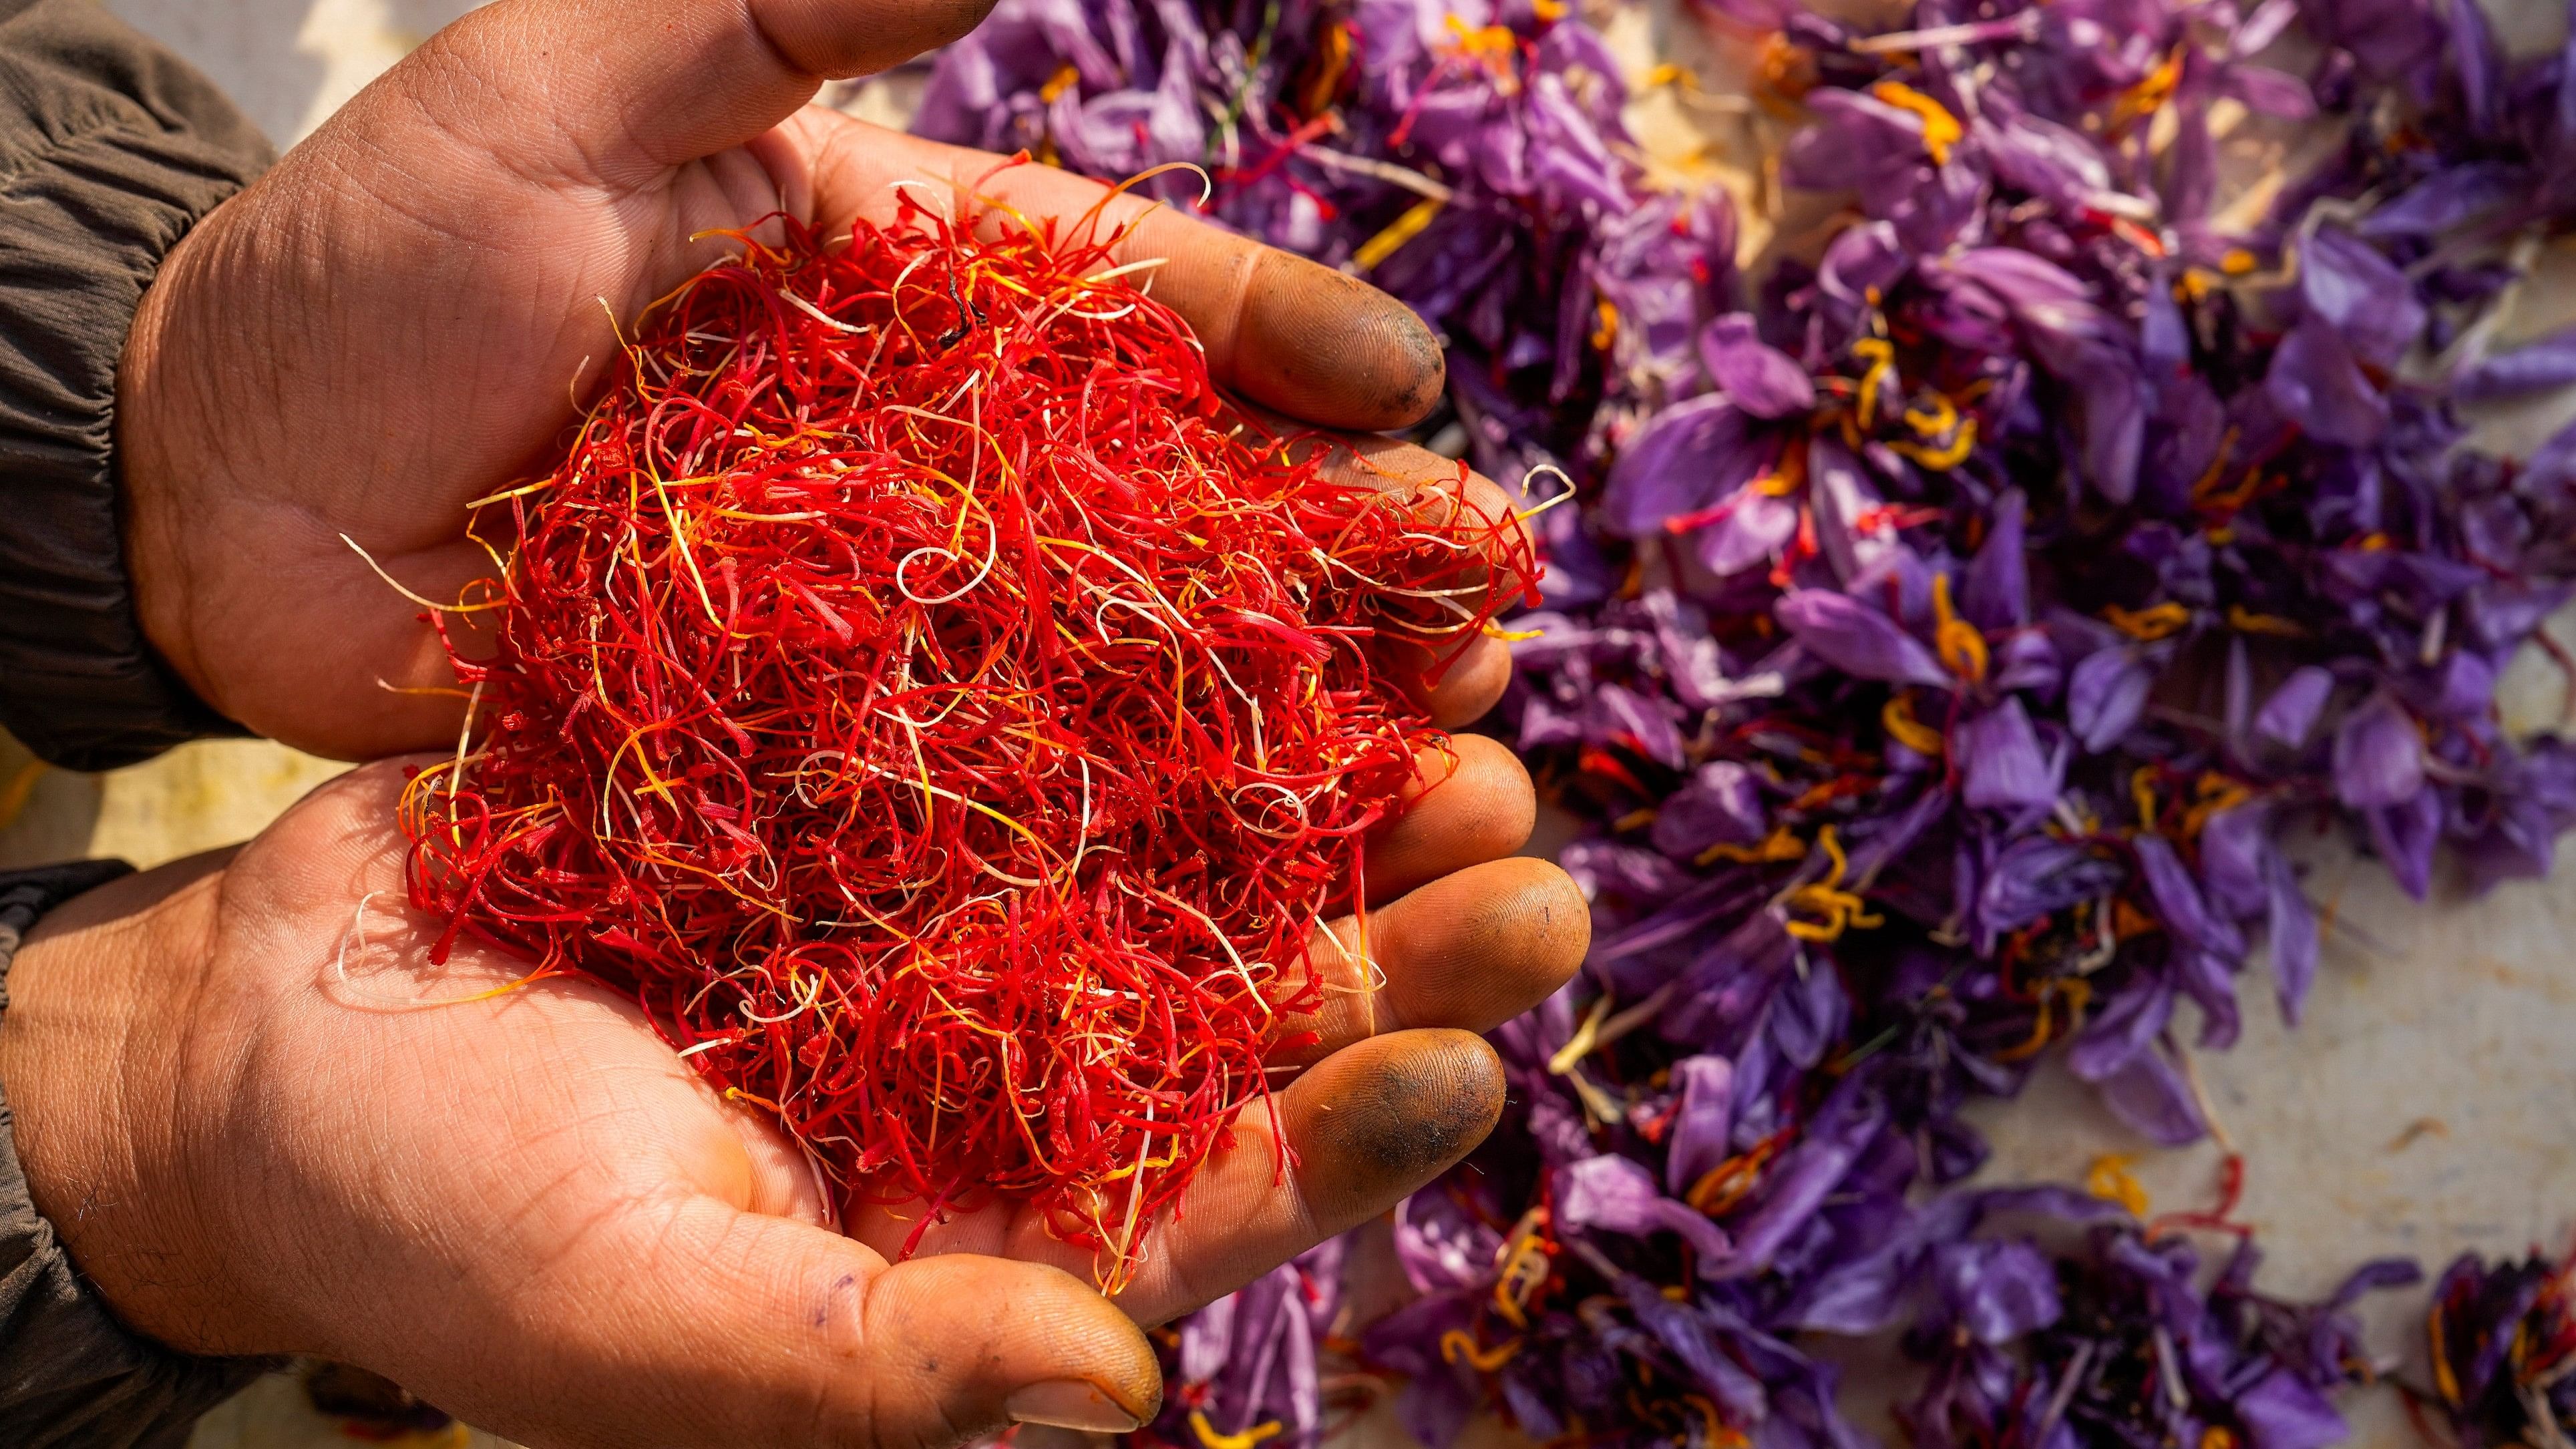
[399,183,1533,1279]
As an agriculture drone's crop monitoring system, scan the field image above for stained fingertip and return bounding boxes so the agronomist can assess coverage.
[1286,1030,1503,1233]
[1238,255,1446,431]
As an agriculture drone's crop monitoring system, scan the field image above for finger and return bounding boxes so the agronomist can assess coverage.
[406,0,998,187]
[1300,432,1530,722]
[1362,735,1536,905]
[1384,632,1515,728]
[1276,856,1588,1070]
[794,114,1448,430]
[846,1029,1506,1322]
[1110,1029,1503,1323]
[397,1197,1161,1447]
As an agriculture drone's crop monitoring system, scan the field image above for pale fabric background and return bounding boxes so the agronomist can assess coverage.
[0,0,2554,1444]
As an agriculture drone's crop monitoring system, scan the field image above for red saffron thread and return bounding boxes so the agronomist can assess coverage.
[397,176,1534,1286]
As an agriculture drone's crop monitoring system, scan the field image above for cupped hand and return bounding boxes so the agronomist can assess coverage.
[120,0,1507,761]
[0,747,1581,1448]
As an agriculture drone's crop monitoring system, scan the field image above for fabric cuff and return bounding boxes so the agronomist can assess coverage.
[0,1,274,769]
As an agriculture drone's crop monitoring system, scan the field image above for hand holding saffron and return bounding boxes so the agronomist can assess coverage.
[0,754,1581,1446]
[117,0,1498,758]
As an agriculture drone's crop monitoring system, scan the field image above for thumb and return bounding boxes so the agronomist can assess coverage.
[407,0,997,183]
[443,1197,1161,1448]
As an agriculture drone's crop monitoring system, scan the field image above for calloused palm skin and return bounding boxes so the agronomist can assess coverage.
[0,2,1592,1445]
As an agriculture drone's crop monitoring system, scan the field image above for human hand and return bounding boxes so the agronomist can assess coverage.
[119,0,1509,761]
[0,748,1580,1447]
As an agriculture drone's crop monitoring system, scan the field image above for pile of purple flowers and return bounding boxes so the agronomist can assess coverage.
[2425,1245,2576,1448]
[918,0,2576,1443]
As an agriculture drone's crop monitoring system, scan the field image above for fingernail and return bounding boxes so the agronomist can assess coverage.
[1005,1380,1144,1434]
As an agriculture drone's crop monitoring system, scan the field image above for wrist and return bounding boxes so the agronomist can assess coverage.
[0,859,262,1354]
[114,247,216,720]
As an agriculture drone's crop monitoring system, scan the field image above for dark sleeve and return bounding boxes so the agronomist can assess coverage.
[0,0,273,771]
[0,860,273,1448]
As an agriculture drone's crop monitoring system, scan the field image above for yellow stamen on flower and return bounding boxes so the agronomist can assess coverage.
[1997,977,2092,1061]
[1867,80,1962,164]
[2179,773,2253,842]
[1893,416,1978,471]
[1298,21,1354,115]
[1697,826,1807,867]
[2088,1153,2153,1216]
[1903,393,1958,436]
[1882,694,1946,755]
[2221,247,2259,275]
[1439,1330,1524,1372]
[1592,297,1620,351]
[1930,573,1989,683]
[1785,825,1884,942]
[1687,1135,1783,1215]
[1039,63,1081,104]
[2189,427,2242,499]
[1192,1412,1286,1449]
[2431,1301,2464,1405]
[2132,767,2160,831]
[2225,606,2304,638]
[2104,600,2192,640]
[1352,196,1445,272]
[1547,994,1612,1075]
[1491,1208,1551,1327]
[1851,337,1897,423]
[2112,48,2185,127]
[1444,15,1520,59]
[1533,0,1568,19]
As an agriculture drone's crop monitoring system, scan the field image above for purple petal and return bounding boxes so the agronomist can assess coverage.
[1700,314,1815,419]
[2299,228,2424,369]
[1694,490,1801,577]
[2255,666,2334,748]
[1776,590,1950,688]
[2332,692,2424,808]
[1931,1239,2063,1344]
[1959,697,2064,811]
[2200,803,2275,919]
[2236,1368,2348,1449]
[1601,395,1763,537]
[2267,313,2390,447]
[2453,325,2576,401]
[1664,1055,1737,1196]
[2136,833,2245,956]
[1558,1153,1733,1267]
[2360,162,2529,237]
[2365,786,2443,899]
[1962,489,2030,630]
[2096,1048,2210,1147]
[2068,647,2154,753]
[2068,975,2174,1082]
[1652,763,1769,859]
